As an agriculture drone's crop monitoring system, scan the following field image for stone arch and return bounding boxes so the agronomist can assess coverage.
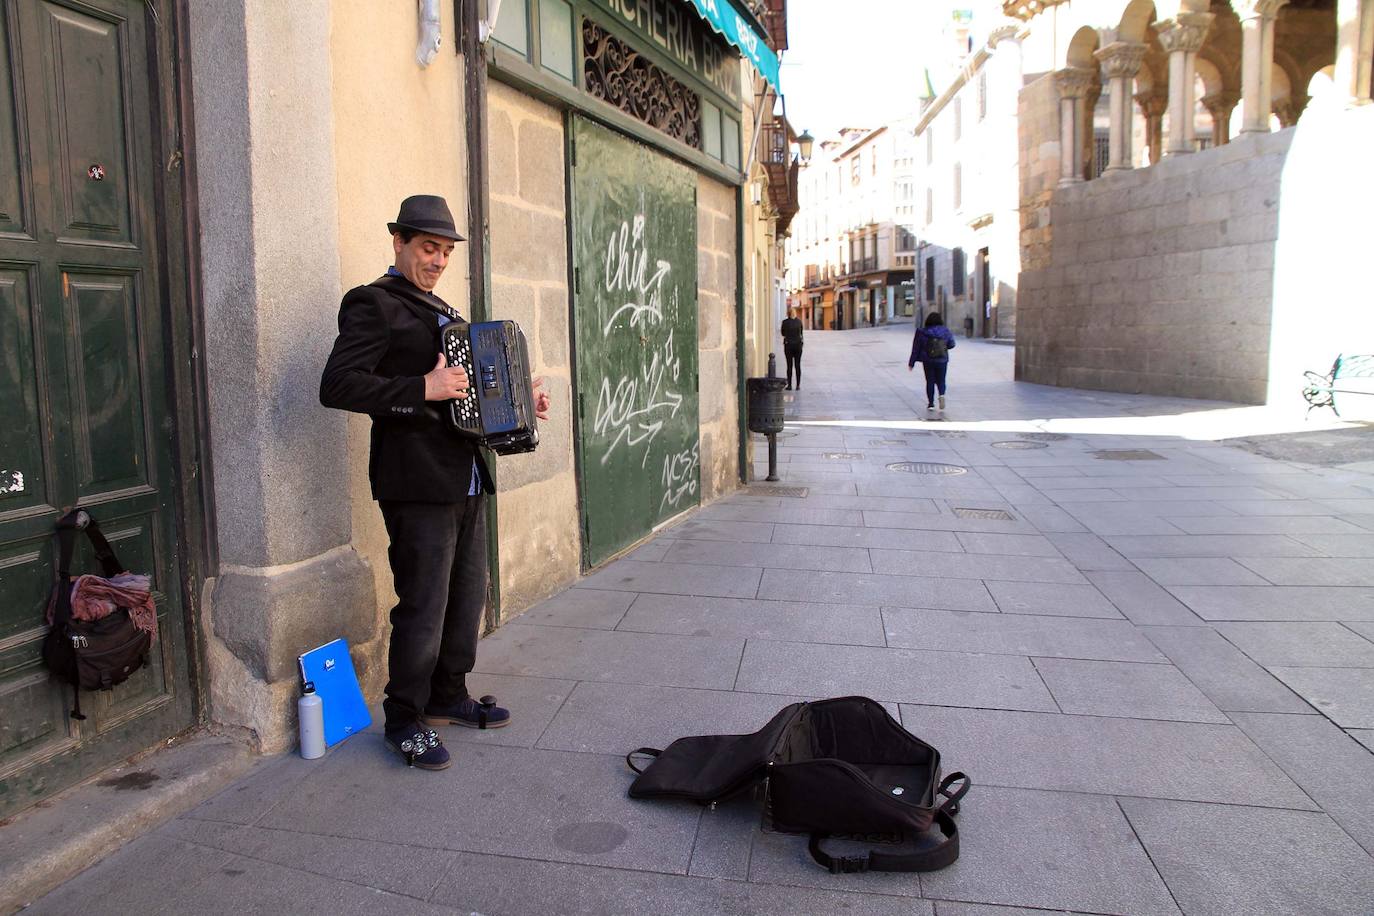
[1195,53,1228,98]
[1119,0,1157,44]
[1066,26,1101,70]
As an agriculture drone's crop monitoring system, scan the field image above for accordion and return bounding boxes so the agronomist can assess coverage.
[440,320,539,455]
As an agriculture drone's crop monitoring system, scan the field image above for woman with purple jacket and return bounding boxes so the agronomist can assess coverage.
[908,312,957,412]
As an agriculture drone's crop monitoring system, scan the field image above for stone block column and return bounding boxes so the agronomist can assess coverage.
[1055,67,1096,186]
[189,0,377,751]
[1335,0,1373,105]
[1134,90,1168,165]
[1158,12,1215,155]
[1239,0,1290,133]
[1095,42,1148,172]
[1202,91,1240,145]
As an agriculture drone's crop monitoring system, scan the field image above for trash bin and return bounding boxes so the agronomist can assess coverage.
[746,377,787,435]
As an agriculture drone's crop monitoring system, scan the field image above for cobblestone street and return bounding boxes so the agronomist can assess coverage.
[30,324,1374,915]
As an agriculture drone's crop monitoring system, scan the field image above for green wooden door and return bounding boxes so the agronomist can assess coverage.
[570,117,699,566]
[0,0,194,817]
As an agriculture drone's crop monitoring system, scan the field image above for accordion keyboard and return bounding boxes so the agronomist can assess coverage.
[443,329,481,432]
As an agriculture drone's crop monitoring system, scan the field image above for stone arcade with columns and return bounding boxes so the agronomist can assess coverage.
[1010,0,1374,406]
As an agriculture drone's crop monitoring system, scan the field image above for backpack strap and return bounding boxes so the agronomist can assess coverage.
[56,509,124,581]
[808,808,959,874]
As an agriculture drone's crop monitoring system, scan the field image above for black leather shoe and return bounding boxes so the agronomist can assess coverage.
[385,726,451,769]
[422,695,511,730]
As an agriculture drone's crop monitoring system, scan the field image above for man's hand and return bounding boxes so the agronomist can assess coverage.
[532,376,552,420]
[424,352,470,401]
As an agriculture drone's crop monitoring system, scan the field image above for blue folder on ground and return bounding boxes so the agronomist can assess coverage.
[298,638,371,748]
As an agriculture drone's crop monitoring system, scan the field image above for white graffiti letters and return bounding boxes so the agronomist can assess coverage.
[659,443,699,512]
[602,214,671,336]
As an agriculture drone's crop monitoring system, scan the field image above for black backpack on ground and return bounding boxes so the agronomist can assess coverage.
[42,509,153,720]
[626,696,969,873]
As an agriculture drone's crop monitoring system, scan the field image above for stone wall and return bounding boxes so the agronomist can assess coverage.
[486,83,582,618]
[1016,129,1293,404]
[697,176,741,501]
[1017,71,1061,276]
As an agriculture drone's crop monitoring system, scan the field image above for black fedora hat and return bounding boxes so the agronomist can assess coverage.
[387,194,466,242]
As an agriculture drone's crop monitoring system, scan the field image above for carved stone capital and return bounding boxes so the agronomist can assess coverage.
[1156,12,1215,54]
[1233,0,1289,22]
[1272,94,1309,127]
[1134,91,1168,118]
[1054,67,1096,100]
[1095,42,1148,81]
[1201,91,1241,118]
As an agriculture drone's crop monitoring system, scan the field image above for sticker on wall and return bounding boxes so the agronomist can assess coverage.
[87,164,105,181]
[1,470,24,493]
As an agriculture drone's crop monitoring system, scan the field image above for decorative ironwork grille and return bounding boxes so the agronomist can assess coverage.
[583,20,702,151]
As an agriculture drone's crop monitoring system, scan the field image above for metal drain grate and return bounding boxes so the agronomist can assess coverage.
[752,431,798,439]
[952,507,1016,520]
[887,461,968,475]
[1093,449,1164,461]
[747,485,809,498]
[1019,432,1069,442]
[992,440,1048,450]
[869,439,908,446]
[822,452,864,460]
[932,430,967,439]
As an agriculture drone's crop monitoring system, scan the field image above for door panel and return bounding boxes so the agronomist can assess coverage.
[0,8,25,235]
[36,1,132,242]
[0,266,50,514]
[0,0,193,818]
[68,272,149,494]
[570,116,699,567]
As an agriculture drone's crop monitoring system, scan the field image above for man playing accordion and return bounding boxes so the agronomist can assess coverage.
[321,195,551,769]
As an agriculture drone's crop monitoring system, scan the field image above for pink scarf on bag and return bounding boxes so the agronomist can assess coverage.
[46,573,158,642]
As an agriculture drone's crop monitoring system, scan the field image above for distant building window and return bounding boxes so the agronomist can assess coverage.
[925,187,933,226]
[926,128,934,165]
[953,163,962,211]
[953,98,962,141]
[850,156,860,185]
[924,256,935,301]
[952,247,966,296]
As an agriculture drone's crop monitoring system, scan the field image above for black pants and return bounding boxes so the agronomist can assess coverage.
[378,496,488,733]
[922,361,949,406]
[785,346,802,388]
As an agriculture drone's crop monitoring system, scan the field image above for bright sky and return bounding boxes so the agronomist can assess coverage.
[779,1,1000,140]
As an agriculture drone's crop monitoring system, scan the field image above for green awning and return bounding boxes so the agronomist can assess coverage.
[686,0,781,93]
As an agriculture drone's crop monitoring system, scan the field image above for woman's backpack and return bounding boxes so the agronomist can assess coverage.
[42,509,155,720]
[626,696,969,873]
[925,332,949,360]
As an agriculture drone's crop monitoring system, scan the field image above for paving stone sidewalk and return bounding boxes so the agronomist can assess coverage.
[28,324,1374,915]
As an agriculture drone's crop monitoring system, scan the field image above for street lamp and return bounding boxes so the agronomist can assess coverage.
[796,129,814,164]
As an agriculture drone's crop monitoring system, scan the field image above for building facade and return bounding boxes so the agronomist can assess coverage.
[785,126,919,331]
[1010,0,1373,405]
[913,10,1025,339]
[0,0,794,817]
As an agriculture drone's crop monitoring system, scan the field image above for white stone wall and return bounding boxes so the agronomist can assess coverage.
[1017,129,1293,404]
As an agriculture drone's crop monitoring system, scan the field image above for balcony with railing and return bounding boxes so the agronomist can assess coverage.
[742,0,787,52]
[760,114,800,235]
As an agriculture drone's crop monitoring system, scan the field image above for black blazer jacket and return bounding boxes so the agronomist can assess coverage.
[320,277,494,502]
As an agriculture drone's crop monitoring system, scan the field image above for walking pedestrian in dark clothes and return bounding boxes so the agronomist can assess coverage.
[908,312,957,412]
[780,307,804,390]
[320,195,552,769]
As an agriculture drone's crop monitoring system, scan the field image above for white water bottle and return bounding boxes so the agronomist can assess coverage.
[298,681,325,759]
